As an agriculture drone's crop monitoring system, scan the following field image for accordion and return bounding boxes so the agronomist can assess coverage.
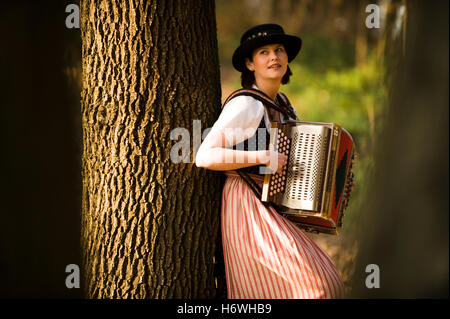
[261,120,355,235]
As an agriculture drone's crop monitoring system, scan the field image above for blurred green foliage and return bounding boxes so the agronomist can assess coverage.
[286,56,386,155]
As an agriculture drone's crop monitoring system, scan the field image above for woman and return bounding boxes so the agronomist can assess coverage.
[196,24,345,299]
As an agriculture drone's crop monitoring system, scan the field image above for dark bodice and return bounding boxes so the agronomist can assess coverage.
[232,114,270,175]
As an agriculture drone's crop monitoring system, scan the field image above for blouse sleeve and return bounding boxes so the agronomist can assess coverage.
[207,95,264,148]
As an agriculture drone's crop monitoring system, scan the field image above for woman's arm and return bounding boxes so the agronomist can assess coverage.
[195,129,287,173]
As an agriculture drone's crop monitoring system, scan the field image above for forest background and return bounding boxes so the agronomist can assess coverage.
[0,0,447,299]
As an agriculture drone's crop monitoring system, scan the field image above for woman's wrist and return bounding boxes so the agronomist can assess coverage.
[257,150,271,166]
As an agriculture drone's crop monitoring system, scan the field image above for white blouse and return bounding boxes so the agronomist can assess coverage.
[208,95,266,148]
[207,89,296,148]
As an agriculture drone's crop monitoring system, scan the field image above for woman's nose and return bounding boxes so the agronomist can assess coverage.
[269,50,278,60]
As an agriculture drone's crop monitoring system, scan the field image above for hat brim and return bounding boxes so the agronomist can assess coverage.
[232,34,302,72]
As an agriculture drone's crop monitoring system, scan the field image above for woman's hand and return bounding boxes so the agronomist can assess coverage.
[265,144,288,174]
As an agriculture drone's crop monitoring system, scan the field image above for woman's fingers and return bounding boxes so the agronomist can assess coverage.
[276,153,288,174]
[267,144,288,174]
[267,144,277,173]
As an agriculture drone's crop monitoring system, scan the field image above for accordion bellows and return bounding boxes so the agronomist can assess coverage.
[261,120,355,235]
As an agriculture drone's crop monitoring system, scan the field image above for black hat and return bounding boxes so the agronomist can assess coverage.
[232,24,302,72]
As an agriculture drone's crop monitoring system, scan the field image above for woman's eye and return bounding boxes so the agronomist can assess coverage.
[260,50,268,55]
[276,47,284,52]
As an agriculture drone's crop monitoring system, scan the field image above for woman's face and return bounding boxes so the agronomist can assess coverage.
[245,43,288,83]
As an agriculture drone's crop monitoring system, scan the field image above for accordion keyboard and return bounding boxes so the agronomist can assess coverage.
[269,130,290,197]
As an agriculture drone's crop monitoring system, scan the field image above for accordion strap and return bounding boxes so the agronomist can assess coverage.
[223,88,298,120]
[224,170,275,213]
[235,170,276,211]
[235,170,263,197]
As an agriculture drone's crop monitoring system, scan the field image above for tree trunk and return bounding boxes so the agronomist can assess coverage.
[80,0,222,298]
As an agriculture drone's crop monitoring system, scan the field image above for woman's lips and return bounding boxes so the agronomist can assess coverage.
[269,63,281,69]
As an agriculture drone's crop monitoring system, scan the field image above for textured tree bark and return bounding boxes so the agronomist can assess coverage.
[80,0,223,298]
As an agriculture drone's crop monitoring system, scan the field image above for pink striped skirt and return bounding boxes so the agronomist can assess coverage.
[221,175,345,299]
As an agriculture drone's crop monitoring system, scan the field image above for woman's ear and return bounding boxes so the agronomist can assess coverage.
[245,58,255,72]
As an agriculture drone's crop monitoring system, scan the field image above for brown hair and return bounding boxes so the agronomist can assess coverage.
[241,64,292,88]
